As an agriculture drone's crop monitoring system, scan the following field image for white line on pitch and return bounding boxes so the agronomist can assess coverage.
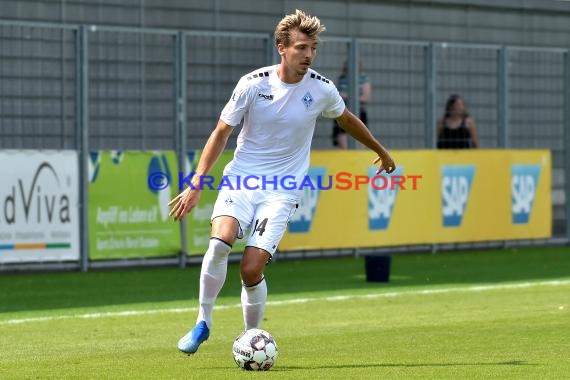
[2,278,569,326]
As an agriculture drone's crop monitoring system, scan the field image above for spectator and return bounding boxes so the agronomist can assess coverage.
[437,94,478,149]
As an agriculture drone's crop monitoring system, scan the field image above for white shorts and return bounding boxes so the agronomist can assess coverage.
[211,178,298,255]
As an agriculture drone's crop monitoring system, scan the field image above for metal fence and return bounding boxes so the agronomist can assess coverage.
[0,22,77,149]
[1,20,569,269]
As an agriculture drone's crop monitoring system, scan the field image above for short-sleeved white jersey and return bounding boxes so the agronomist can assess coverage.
[220,64,345,199]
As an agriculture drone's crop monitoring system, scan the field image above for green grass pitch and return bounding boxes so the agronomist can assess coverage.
[1,246,569,379]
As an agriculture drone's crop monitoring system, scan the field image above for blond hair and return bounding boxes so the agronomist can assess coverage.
[274,9,325,47]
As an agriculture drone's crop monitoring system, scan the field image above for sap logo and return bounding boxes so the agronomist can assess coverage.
[512,164,541,224]
[441,165,476,227]
[288,167,326,233]
[368,166,403,230]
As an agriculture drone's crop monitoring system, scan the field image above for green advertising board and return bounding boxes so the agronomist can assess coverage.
[185,150,247,255]
[88,151,181,260]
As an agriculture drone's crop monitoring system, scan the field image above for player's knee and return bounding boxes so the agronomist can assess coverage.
[241,247,271,285]
[240,265,263,286]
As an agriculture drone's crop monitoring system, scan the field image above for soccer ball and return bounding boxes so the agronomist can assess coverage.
[232,329,278,371]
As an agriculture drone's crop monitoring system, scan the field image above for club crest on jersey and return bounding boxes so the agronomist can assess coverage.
[301,91,314,109]
[225,196,234,207]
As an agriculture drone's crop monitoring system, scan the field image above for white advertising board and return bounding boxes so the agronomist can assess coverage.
[0,150,79,263]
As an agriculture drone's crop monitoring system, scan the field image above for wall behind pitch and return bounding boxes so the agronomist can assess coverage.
[2,0,570,151]
[3,1,570,45]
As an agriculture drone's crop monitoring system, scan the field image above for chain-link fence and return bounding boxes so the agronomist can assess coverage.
[88,27,177,150]
[508,47,567,236]
[0,22,77,150]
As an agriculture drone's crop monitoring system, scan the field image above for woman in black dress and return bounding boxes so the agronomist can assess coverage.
[437,94,479,149]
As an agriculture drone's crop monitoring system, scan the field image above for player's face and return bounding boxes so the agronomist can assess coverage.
[280,29,318,77]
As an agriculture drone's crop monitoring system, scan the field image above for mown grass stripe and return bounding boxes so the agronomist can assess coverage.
[2,278,568,326]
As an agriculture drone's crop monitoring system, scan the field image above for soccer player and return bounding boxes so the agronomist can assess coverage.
[169,9,396,354]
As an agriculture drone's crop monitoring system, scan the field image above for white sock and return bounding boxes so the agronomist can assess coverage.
[196,238,232,328]
[241,277,267,330]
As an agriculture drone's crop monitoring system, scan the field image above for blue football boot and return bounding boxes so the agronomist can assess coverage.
[177,321,210,354]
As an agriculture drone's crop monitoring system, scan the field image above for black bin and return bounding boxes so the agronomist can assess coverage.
[365,255,392,282]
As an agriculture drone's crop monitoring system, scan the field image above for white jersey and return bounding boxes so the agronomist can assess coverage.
[220,64,345,199]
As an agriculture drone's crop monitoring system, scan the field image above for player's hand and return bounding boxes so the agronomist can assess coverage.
[168,187,201,221]
[373,153,396,175]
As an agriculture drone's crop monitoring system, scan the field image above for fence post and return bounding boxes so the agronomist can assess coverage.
[348,38,360,150]
[564,50,570,243]
[266,34,278,65]
[498,46,509,148]
[175,32,188,268]
[76,26,90,272]
[425,42,437,253]
[425,43,436,149]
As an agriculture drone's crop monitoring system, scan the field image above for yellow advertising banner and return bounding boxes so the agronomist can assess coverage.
[279,150,551,251]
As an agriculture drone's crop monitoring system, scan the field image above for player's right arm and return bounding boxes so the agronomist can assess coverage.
[193,119,235,182]
[169,75,254,221]
[168,119,234,221]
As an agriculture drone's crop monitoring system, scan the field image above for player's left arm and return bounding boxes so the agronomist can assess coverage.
[335,107,395,174]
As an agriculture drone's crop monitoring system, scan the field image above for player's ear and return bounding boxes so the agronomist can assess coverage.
[277,44,285,56]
